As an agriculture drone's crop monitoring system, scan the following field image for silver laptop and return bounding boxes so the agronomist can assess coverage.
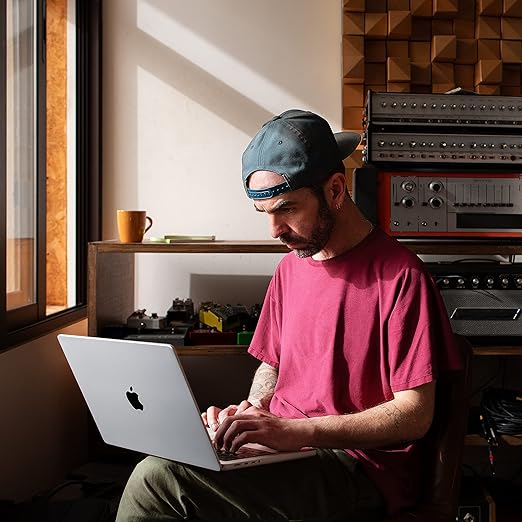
[58,334,316,471]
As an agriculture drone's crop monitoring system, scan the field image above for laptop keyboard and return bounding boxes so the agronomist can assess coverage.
[217,447,273,461]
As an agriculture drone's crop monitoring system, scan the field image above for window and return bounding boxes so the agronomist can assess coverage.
[0,0,101,350]
[5,0,42,325]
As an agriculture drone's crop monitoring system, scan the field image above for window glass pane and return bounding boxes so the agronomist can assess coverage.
[6,0,37,311]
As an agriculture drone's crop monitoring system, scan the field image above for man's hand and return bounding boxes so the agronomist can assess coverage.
[201,400,257,433]
[212,409,312,454]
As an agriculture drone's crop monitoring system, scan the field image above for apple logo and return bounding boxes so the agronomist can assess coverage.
[126,386,144,411]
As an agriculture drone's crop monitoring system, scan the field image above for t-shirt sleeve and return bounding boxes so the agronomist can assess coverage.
[247,276,282,368]
[387,268,463,393]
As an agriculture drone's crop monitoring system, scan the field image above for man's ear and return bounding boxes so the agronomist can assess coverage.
[325,172,347,207]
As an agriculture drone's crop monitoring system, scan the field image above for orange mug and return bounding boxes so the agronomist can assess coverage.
[117,210,153,243]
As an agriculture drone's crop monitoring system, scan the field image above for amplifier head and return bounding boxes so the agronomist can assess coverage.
[426,263,522,339]
[438,289,522,338]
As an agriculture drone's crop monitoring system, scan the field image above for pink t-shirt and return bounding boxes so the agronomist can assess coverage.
[248,227,462,515]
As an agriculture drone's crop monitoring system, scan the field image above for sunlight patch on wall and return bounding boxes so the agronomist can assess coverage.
[136,0,304,113]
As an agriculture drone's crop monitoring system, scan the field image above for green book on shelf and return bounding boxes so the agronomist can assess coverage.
[164,234,215,241]
[149,235,216,243]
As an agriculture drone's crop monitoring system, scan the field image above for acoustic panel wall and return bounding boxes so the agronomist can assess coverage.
[342,0,522,138]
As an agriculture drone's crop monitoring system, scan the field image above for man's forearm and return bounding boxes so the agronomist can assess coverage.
[247,362,277,410]
[302,382,436,449]
[304,401,415,449]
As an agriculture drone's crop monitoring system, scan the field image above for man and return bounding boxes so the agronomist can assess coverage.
[116,109,462,521]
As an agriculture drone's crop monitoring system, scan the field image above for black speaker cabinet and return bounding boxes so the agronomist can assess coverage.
[440,289,522,339]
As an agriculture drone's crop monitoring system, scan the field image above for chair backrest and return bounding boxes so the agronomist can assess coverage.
[420,334,473,516]
[386,334,473,522]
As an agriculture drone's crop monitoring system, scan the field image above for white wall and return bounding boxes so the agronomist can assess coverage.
[102,0,344,314]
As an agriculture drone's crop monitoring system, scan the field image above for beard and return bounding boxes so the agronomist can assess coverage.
[279,199,335,258]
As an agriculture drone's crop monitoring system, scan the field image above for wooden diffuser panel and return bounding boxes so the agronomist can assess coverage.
[342,0,522,143]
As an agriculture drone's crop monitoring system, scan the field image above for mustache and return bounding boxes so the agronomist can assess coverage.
[278,233,309,245]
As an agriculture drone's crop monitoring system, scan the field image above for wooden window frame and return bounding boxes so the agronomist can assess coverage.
[0,0,101,352]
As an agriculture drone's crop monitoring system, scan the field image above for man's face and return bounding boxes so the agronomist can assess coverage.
[249,171,335,258]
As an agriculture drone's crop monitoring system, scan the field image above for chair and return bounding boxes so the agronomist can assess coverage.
[384,334,473,522]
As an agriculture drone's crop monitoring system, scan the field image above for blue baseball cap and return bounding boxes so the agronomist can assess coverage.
[242,109,360,200]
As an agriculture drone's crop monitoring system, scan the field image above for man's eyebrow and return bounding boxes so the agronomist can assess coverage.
[253,200,295,214]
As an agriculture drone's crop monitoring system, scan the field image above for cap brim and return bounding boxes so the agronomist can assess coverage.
[334,131,361,159]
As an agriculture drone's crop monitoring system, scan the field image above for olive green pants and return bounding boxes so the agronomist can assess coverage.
[115,449,385,521]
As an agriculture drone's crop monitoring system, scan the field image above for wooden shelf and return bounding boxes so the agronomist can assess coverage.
[87,241,288,337]
[401,240,522,256]
[88,239,289,254]
[88,240,522,345]
[89,238,522,256]
[176,345,248,357]
[465,433,522,446]
[472,345,522,356]
[174,344,522,356]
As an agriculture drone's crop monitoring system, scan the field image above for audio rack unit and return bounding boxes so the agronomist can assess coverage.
[365,91,522,127]
[353,166,522,239]
[363,91,522,168]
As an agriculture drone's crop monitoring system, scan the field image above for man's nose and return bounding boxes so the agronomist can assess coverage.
[269,215,288,239]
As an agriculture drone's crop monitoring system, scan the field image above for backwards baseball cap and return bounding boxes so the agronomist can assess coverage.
[242,109,360,200]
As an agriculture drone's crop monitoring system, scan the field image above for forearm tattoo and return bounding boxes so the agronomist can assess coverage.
[379,402,402,431]
[248,364,277,409]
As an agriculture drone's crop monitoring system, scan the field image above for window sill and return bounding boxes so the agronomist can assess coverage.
[1,305,87,353]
